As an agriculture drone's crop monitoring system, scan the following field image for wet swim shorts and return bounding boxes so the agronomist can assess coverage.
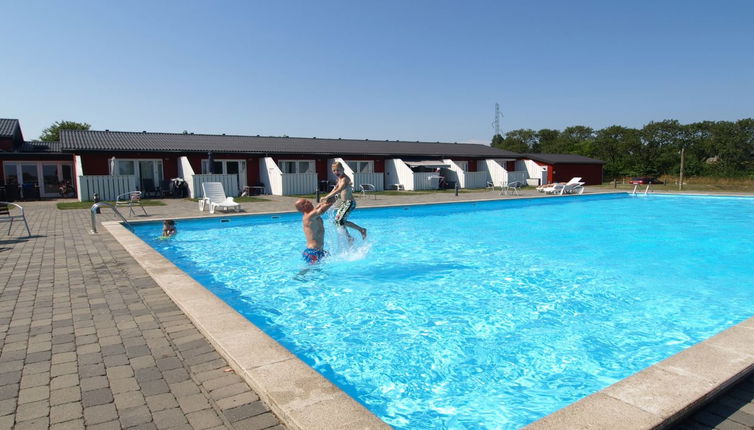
[302,248,328,264]
[334,200,356,226]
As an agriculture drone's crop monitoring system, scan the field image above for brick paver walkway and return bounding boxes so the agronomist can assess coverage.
[673,373,754,429]
[0,199,285,429]
[2,190,754,429]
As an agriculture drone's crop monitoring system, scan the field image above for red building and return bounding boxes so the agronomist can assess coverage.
[523,153,604,185]
[1,118,605,200]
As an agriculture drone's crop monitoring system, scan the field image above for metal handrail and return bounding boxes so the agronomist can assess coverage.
[90,202,133,233]
[631,184,652,196]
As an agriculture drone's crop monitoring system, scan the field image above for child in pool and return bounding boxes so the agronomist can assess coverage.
[162,220,177,238]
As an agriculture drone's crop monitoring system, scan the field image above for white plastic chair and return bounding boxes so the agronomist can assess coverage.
[0,201,31,237]
[501,181,523,196]
[359,184,376,200]
[201,182,240,214]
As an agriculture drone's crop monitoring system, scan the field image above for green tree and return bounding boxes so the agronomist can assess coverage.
[40,120,91,142]
[639,120,685,176]
[535,129,560,153]
[705,120,754,177]
[593,125,641,179]
[500,129,537,153]
[556,126,595,154]
[491,133,504,148]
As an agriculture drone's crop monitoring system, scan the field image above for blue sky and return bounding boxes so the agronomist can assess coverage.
[3,0,753,143]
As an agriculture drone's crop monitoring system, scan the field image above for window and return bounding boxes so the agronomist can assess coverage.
[202,159,245,175]
[346,160,373,173]
[279,160,314,174]
[118,160,135,175]
[455,161,468,171]
[3,163,18,185]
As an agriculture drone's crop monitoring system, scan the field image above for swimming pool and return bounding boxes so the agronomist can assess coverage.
[133,193,754,429]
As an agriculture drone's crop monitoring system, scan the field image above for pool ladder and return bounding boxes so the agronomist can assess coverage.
[90,202,133,233]
[632,184,652,196]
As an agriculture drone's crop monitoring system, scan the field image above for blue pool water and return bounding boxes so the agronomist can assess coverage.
[134,194,754,429]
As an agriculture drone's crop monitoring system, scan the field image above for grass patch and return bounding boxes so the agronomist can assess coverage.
[376,190,431,196]
[57,200,167,210]
[599,176,754,193]
[235,196,270,202]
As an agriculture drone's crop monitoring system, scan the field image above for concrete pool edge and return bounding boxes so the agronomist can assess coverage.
[105,193,754,429]
[102,221,390,430]
[523,321,754,429]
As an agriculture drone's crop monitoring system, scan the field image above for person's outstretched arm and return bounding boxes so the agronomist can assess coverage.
[314,196,337,215]
[322,178,346,201]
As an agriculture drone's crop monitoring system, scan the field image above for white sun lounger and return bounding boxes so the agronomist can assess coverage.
[201,182,240,214]
[542,177,584,195]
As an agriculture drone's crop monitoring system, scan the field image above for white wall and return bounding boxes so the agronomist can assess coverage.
[75,155,84,201]
[260,157,282,195]
[178,156,196,197]
[384,159,414,190]
[481,159,508,187]
[520,159,547,185]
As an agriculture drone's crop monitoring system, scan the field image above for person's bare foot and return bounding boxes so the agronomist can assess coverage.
[360,228,367,240]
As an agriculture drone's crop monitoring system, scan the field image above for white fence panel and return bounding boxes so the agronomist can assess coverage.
[507,171,527,185]
[464,171,489,188]
[78,175,137,201]
[354,173,384,191]
[282,173,318,195]
[413,172,438,190]
[194,174,239,198]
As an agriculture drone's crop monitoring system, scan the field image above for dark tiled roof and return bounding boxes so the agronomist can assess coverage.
[523,153,604,164]
[60,130,521,159]
[0,119,20,137]
[20,141,63,153]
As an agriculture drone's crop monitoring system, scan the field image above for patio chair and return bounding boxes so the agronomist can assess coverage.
[359,183,376,200]
[0,201,31,237]
[201,182,240,214]
[502,181,523,196]
[115,191,148,217]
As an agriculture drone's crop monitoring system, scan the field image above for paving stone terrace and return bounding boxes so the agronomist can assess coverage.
[1,188,753,429]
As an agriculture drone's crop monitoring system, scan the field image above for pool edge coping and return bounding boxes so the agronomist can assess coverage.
[106,192,754,429]
[103,220,391,430]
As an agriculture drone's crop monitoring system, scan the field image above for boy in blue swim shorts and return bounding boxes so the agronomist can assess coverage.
[295,196,337,264]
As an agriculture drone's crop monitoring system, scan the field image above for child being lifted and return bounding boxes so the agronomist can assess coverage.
[321,162,367,242]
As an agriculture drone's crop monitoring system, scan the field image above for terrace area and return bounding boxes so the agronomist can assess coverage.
[1,188,753,429]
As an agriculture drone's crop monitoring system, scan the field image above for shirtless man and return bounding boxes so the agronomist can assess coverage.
[322,162,367,241]
[295,196,336,264]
